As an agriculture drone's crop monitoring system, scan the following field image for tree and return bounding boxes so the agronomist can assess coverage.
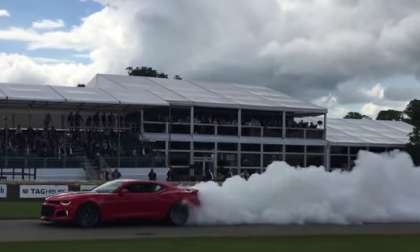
[344,112,371,120]
[405,99,420,126]
[376,109,403,121]
[126,66,168,79]
[405,99,420,165]
[407,128,420,166]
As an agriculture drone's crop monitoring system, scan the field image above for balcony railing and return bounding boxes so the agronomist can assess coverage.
[286,128,324,139]
[144,121,325,139]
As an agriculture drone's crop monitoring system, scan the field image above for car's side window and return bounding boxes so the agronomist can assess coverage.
[126,183,162,193]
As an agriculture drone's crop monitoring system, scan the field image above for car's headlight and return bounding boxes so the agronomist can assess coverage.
[60,201,71,206]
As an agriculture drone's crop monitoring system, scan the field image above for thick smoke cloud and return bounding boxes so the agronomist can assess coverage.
[191,151,420,225]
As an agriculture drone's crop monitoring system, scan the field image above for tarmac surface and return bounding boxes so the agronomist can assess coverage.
[1,220,420,242]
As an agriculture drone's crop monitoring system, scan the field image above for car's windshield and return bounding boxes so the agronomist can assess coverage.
[92,180,124,193]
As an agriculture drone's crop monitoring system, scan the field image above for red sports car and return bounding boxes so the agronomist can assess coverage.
[41,179,200,227]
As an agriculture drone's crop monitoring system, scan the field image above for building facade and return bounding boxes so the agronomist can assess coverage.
[0,74,412,181]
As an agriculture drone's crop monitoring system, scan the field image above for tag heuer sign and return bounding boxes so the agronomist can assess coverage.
[19,185,68,199]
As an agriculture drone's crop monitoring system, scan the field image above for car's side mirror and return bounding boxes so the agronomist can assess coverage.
[118,188,129,196]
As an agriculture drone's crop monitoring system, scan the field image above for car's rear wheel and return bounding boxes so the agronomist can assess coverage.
[76,203,100,228]
[169,202,189,226]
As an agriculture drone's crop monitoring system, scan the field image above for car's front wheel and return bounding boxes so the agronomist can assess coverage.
[169,202,189,226]
[75,203,100,228]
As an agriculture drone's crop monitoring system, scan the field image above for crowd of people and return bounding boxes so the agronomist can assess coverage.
[0,111,160,164]
[65,112,141,130]
[287,119,323,129]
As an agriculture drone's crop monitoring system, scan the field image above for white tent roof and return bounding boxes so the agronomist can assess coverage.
[101,87,168,106]
[51,86,118,104]
[327,119,412,146]
[0,83,64,102]
[88,74,326,112]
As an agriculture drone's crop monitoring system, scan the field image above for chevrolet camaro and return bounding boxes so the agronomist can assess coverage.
[40,179,200,227]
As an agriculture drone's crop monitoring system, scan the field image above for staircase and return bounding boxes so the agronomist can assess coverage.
[83,155,110,181]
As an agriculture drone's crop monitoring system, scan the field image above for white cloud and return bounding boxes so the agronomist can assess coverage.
[0,9,10,17]
[360,103,387,118]
[0,0,418,117]
[0,53,96,85]
[32,19,65,30]
[363,83,385,99]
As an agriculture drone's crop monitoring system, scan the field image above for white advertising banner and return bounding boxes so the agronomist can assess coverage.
[19,185,68,199]
[0,184,6,198]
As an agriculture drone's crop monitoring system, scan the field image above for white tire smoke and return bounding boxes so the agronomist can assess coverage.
[190,151,420,225]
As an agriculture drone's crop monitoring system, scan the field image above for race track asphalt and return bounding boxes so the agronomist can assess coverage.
[2,220,420,242]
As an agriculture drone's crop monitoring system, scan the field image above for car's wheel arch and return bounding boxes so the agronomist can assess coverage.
[167,200,190,226]
[75,201,102,225]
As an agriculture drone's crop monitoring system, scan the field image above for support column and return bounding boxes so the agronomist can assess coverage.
[324,144,330,171]
[282,111,286,138]
[189,107,194,170]
[237,142,241,174]
[214,142,218,179]
[140,108,144,135]
[323,113,327,140]
[165,141,169,168]
[260,143,263,171]
[238,109,242,137]
[190,106,194,135]
[117,111,121,168]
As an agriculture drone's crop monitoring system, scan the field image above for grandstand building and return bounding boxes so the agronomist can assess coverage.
[0,74,413,181]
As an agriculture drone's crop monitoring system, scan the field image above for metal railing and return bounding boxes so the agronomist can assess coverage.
[144,121,325,139]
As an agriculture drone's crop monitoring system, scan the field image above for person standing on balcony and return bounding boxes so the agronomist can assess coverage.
[148,168,157,181]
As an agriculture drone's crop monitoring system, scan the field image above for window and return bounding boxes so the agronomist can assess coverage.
[350,146,367,155]
[331,156,349,170]
[263,144,282,152]
[241,144,261,152]
[218,153,238,167]
[263,154,282,167]
[331,146,348,154]
[285,154,304,167]
[218,143,238,151]
[126,183,162,193]
[170,141,190,150]
[306,155,324,167]
[93,180,124,193]
[241,153,261,167]
[169,152,190,166]
[369,147,386,153]
[194,142,215,150]
[151,141,166,150]
[307,146,324,153]
[286,145,304,153]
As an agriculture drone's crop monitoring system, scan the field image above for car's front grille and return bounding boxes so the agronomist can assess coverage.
[41,205,55,217]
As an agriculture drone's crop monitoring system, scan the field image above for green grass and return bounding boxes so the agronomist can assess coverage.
[0,201,40,219]
[1,236,420,252]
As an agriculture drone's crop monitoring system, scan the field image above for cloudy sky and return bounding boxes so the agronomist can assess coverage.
[0,0,420,118]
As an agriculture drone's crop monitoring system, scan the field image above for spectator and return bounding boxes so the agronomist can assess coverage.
[101,113,107,128]
[148,168,157,181]
[166,169,173,181]
[44,113,52,129]
[104,169,111,181]
[111,168,122,180]
[93,112,100,127]
[67,112,74,128]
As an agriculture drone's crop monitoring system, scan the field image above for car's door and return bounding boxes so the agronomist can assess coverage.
[119,182,165,218]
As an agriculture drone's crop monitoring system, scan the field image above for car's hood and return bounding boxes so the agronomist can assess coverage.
[46,191,99,201]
